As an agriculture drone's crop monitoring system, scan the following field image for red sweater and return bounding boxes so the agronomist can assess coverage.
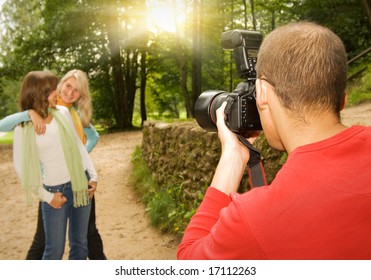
[177,126,371,259]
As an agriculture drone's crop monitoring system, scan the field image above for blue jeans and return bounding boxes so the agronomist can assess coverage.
[42,181,91,260]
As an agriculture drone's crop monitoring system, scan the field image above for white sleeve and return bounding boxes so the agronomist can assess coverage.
[78,135,98,182]
[13,125,54,203]
[57,106,98,182]
[13,125,23,180]
[38,188,54,203]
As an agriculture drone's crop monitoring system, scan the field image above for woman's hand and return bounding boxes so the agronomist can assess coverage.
[49,192,67,209]
[88,180,97,199]
[28,109,46,135]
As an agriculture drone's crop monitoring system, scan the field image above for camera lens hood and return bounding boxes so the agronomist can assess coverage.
[194,90,226,132]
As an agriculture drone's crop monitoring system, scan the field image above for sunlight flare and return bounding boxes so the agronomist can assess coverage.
[146,0,185,34]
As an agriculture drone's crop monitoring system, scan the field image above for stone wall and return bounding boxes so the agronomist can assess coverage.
[141,120,286,196]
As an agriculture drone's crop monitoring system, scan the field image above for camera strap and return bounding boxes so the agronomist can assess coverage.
[236,134,267,188]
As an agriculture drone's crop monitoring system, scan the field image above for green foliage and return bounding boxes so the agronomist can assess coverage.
[147,180,203,234]
[0,0,369,129]
[347,65,371,106]
[296,0,370,55]
[130,146,158,204]
[130,145,203,236]
[0,132,13,145]
[0,78,20,119]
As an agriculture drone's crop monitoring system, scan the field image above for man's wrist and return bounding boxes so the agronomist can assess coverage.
[211,153,246,194]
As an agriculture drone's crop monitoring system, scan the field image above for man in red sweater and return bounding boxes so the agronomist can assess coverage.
[177,21,371,259]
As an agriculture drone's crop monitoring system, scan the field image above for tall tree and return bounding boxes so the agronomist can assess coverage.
[250,0,257,30]
[97,0,148,129]
[363,0,371,29]
[140,50,148,127]
[297,0,370,55]
[0,0,369,125]
[172,0,193,118]
[102,6,129,129]
[191,0,203,113]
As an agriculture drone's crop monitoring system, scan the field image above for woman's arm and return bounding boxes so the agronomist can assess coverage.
[0,111,29,132]
[84,124,99,153]
[0,110,45,134]
[75,121,99,198]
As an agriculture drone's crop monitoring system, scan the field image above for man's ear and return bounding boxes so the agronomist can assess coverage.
[340,91,348,111]
[255,79,269,109]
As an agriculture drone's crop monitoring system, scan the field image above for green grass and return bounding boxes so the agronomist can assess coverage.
[0,124,107,146]
[130,145,204,236]
[346,74,371,106]
[346,91,371,107]
[0,132,13,145]
[93,123,109,135]
[129,146,158,204]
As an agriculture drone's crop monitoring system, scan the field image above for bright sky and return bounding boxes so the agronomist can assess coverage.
[146,0,186,34]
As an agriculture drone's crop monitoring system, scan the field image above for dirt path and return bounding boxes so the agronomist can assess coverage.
[0,130,179,260]
[340,101,371,127]
[0,102,370,260]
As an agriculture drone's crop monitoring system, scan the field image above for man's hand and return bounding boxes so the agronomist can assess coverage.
[215,102,252,164]
[210,102,260,194]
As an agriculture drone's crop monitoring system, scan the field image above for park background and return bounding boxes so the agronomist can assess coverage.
[0,0,370,259]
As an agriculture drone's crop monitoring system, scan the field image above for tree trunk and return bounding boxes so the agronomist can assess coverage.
[191,0,203,114]
[271,10,275,30]
[105,14,129,130]
[172,0,192,118]
[243,0,248,29]
[250,0,256,30]
[124,50,138,128]
[362,0,371,29]
[140,51,147,127]
[229,0,235,93]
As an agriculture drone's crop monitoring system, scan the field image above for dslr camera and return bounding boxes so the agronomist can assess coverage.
[194,29,263,133]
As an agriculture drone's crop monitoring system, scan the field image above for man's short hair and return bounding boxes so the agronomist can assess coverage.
[256,21,347,119]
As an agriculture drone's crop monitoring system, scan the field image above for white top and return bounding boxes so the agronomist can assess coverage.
[13,105,97,203]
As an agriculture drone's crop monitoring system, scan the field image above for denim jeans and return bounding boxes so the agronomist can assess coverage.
[26,196,106,260]
[42,181,91,260]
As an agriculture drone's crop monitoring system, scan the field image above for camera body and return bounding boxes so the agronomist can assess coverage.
[194,29,263,133]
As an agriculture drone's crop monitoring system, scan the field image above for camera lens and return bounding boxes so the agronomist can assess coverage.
[194,90,228,132]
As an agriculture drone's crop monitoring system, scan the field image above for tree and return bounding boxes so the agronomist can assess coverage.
[294,0,370,55]
[191,0,203,115]
[0,0,151,130]
[363,0,371,29]
[172,0,192,118]
[0,0,369,126]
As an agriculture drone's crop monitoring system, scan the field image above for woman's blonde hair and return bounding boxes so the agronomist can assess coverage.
[57,69,92,126]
